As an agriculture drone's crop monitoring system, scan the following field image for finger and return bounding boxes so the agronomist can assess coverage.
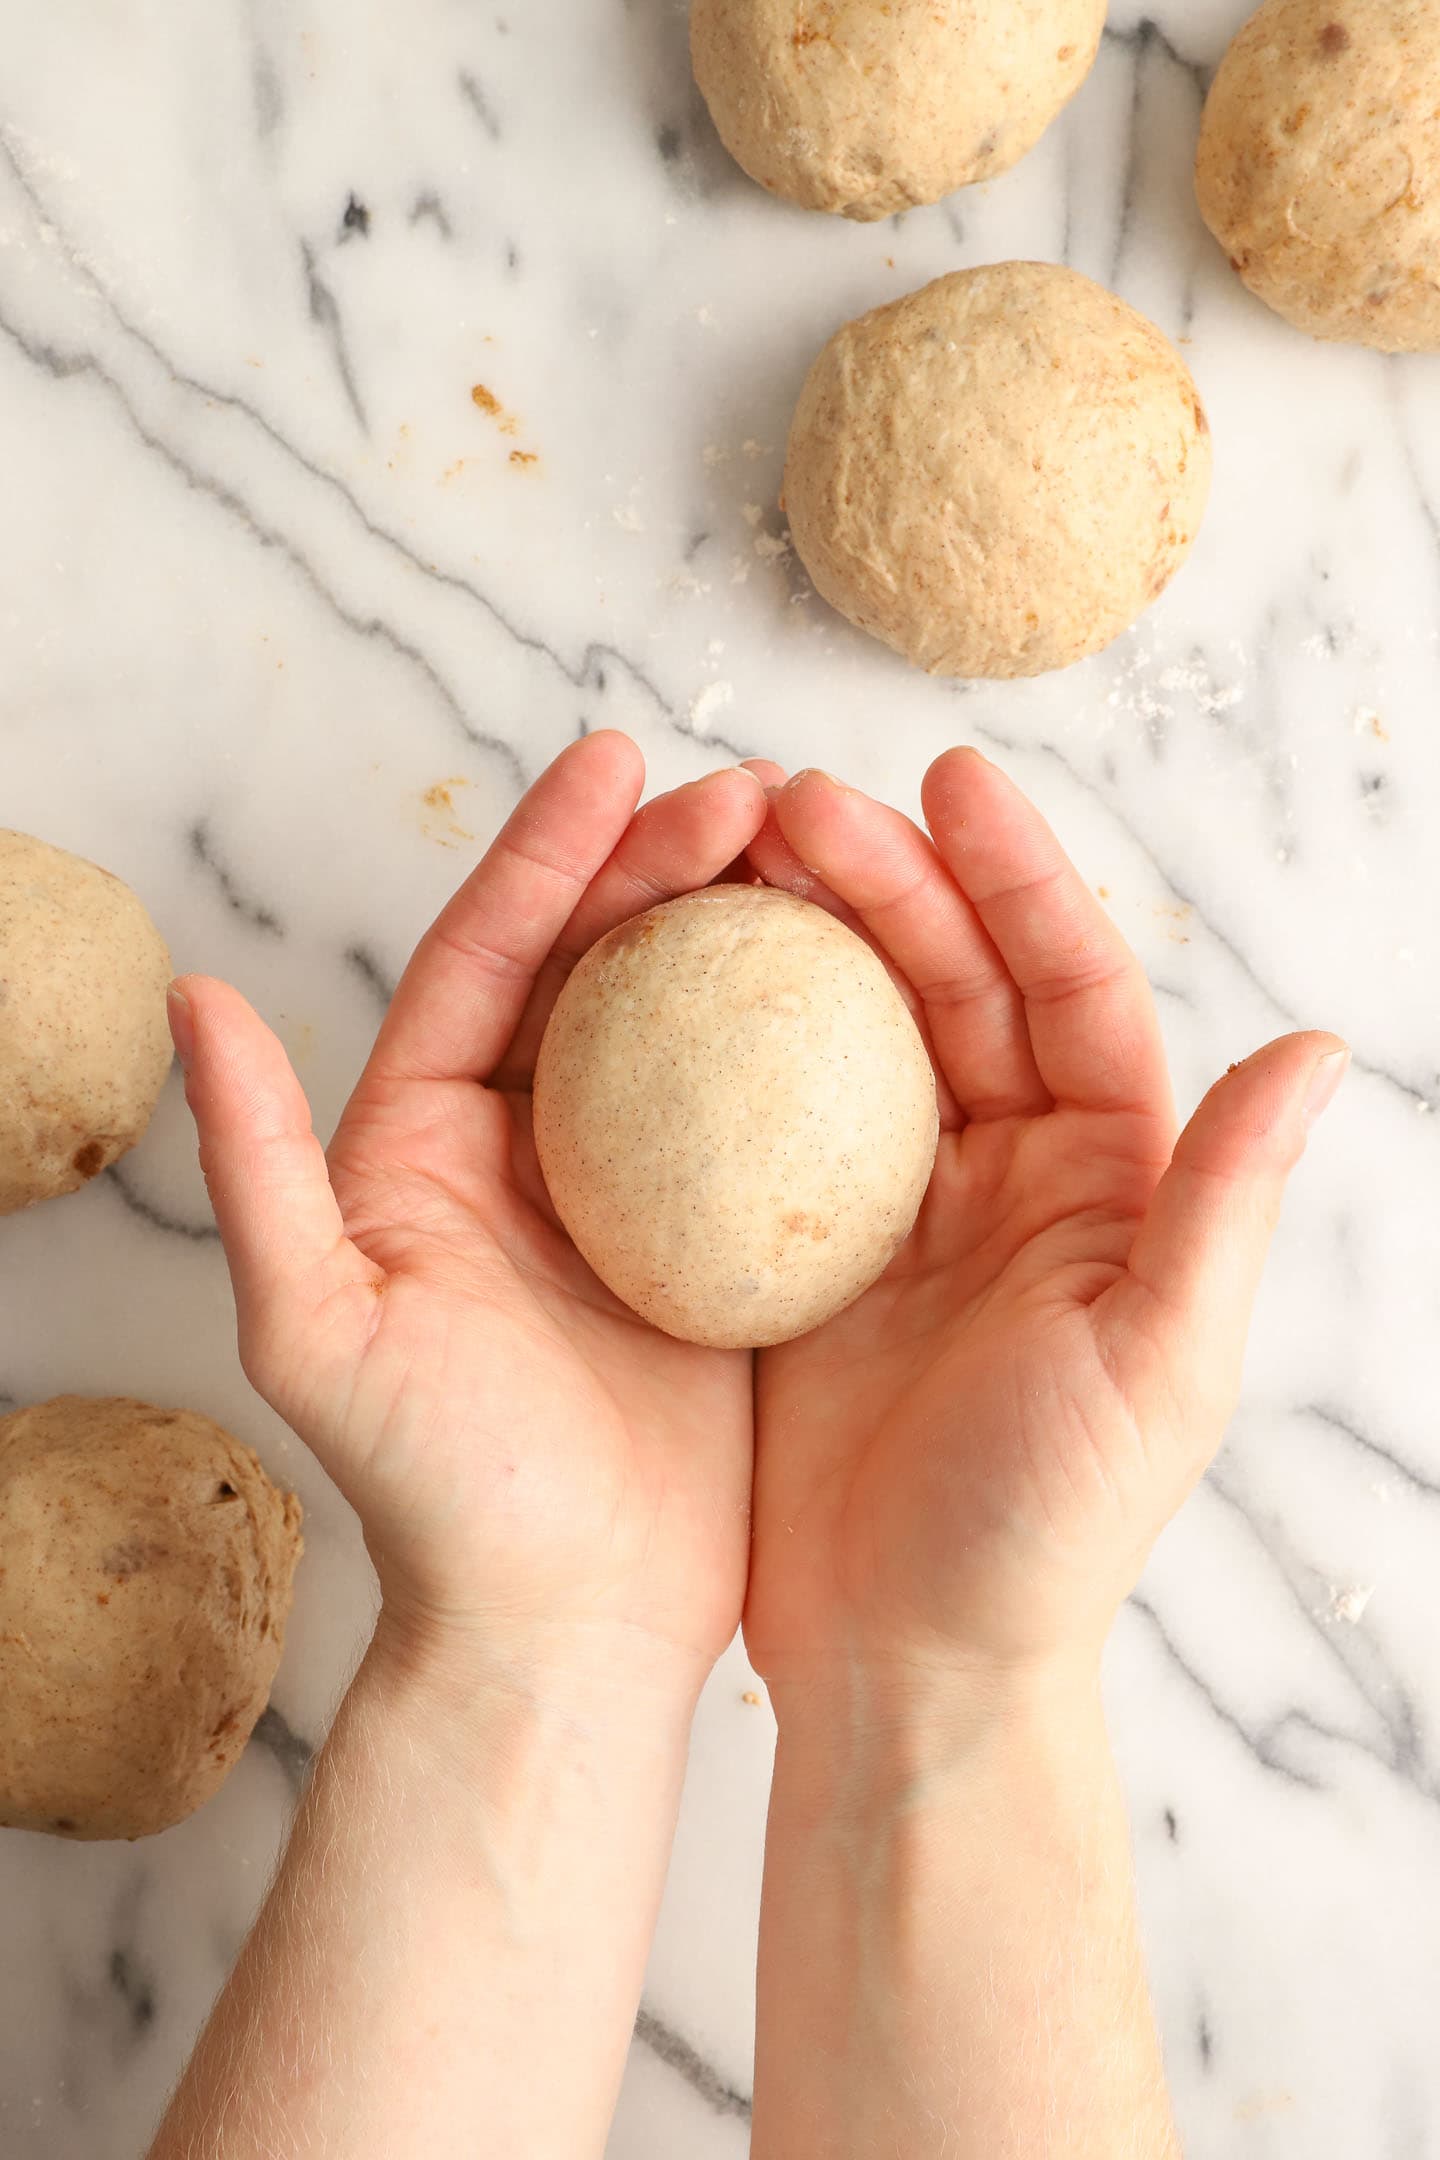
[745,779,964,1130]
[170,976,382,1400]
[719,758,788,882]
[744,787,855,916]
[774,770,1048,1121]
[1100,1033,1348,1408]
[922,749,1173,1120]
[496,765,768,1086]
[369,730,645,1085]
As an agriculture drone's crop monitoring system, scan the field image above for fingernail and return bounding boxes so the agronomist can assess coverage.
[1304,1046,1349,1127]
[167,985,196,1074]
[788,767,846,791]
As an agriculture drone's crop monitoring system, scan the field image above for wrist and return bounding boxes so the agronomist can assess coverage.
[361,1603,709,1751]
[764,1650,1107,1829]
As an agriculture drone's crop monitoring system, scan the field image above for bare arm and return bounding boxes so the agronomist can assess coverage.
[147,737,769,2158]
[755,1666,1177,2160]
[152,1630,697,2160]
[744,753,1344,2158]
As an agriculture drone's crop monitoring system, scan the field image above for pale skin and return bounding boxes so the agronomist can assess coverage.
[148,732,1344,2160]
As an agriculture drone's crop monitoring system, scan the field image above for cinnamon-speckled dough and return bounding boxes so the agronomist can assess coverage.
[0,1398,303,1841]
[0,833,173,1214]
[1196,0,1440,352]
[784,263,1212,680]
[533,887,938,1348]
[691,0,1106,219]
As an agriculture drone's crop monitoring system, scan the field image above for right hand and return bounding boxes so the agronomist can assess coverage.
[742,753,1345,1701]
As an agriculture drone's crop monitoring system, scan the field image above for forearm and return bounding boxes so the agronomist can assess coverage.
[753,1662,1179,2160]
[150,1622,700,2160]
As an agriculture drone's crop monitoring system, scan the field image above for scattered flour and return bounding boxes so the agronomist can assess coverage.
[1156,662,1244,717]
[690,679,734,737]
[1328,1585,1375,1625]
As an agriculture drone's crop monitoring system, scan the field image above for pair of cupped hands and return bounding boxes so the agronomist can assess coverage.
[170,734,1345,1725]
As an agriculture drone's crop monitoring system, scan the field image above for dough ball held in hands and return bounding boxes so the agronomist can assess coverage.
[691,0,1106,219]
[533,887,939,1349]
[0,832,173,1213]
[784,263,1212,679]
[1197,0,1440,353]
[0,1397,302,1841]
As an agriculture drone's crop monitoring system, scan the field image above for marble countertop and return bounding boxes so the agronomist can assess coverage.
[3,2,1440,2153]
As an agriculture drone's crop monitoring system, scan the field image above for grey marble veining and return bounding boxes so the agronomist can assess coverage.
[2,2,1440,2153]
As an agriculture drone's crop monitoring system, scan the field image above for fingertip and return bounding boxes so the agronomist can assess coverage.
[1227,1030,1349,1126]
[574,727,646,802]
[714,761,768,803]
[922,743,1000,812]
[783,766,847,795]
[696,762,770,842]
[1222,1030,1348,1094]
[1304,1041,1350,1127]
[574,726,642,770]
[169,971,224,1007]
[740,757,787,789]
[166,982,195,1073]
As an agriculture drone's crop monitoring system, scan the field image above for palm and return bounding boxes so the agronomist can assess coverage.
[194,737,770,1676]
[739,753,1225,1682]
[321,1072,749,1660]
[750,1105,1176,1672]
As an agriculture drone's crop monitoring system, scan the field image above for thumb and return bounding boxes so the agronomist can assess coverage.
[170,975,384,1415]
[1104,1030,1348,1401]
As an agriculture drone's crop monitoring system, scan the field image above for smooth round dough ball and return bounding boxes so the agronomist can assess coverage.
[0,833,173,1214]
[1196,0,1440,352]
[691,0,1107,220]
[784,263,1212,680]
[0,1397,303,1841]
[533,887,939,1349]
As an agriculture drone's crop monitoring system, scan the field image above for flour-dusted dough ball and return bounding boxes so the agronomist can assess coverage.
[0,833,173,1214]
[691,0,1106,219]
[1196,0,1440,352]
[0,1398,303,1841]
[784,263,1212,680]
[533,887,939,1349]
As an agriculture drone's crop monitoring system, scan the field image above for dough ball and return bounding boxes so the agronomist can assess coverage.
[533,887,938,1348]
[691,0,1106,219]
[1196,0,1440,352]
[0,1397,303,1841]
[0,833,173,1215]
[784,263,1212,679]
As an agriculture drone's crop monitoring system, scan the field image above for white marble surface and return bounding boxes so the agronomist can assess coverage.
[2,2,1440,2152]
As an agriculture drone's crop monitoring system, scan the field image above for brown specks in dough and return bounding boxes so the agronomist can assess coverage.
[102,1537,159,1579]
[1319,21,1351,54]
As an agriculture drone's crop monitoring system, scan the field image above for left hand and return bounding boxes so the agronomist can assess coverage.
[171,734,772,1698]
